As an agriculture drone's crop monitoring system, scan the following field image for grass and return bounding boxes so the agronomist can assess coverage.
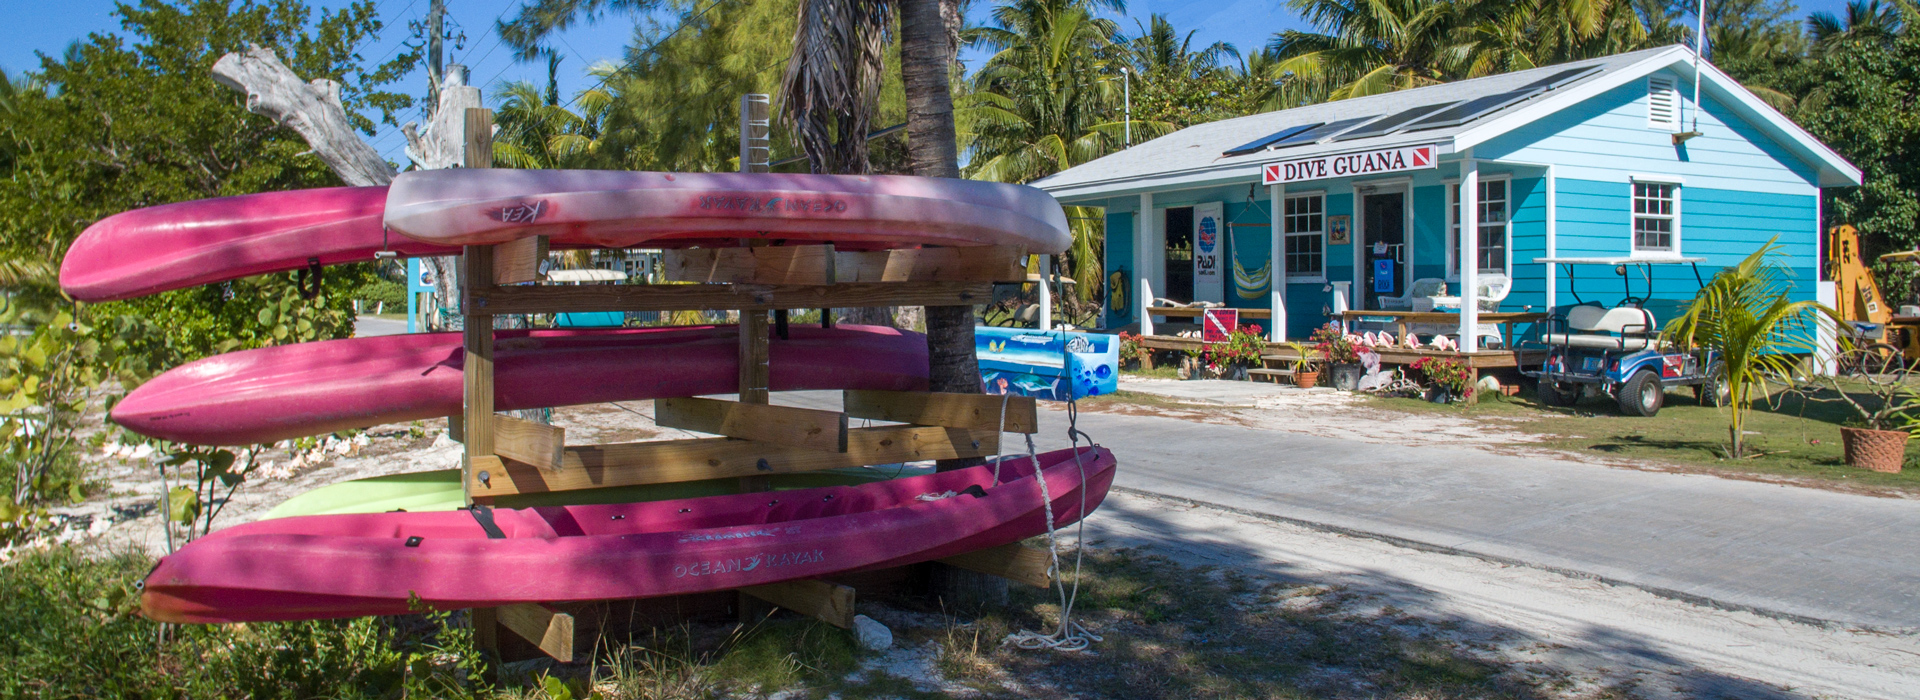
[1363,380,1920,492]
[6,540,1602,699]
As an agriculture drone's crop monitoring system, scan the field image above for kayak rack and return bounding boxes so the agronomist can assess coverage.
[448,108,1057,663]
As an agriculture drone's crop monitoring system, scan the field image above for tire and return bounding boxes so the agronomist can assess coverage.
[1696,361,1729,407]
[1536,379,1580,407]
[1617,369,1665,417]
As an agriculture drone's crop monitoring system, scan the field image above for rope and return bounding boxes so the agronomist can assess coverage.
[1005,352,1101,652]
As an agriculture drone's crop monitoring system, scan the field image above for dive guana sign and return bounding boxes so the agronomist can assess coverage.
[1263,144,1438,185]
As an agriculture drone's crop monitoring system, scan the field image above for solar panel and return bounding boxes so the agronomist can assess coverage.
[1331,103,1457,141]
[1221,123,1322,156]
[1403,91,1539,130]
[1517,65,1602,92]
[1271,116,1379,147]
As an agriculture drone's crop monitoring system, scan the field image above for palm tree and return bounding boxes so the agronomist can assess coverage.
[1455,0,1662,77]
[1667,239,1833,458]
[1809,0,1904,51]
[490,72,614,170]
[962,0,1170,301]
[963,0,1161,184]
[1264,0,1466,100]
[1124,13,1239,77]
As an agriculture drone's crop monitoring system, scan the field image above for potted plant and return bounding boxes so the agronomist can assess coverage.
[1809,369,1918,473]
[1287,342,1322,388]
[1311,323,1363,390]
[1411,356,1474,404]
[1117,331,1148,371]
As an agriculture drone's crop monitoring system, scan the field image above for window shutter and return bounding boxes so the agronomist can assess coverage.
[1647,76,1680,131]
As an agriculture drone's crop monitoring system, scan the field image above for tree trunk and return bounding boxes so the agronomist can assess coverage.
[903,0,1004,610]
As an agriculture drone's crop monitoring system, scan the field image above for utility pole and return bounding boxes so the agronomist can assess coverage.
[426,0,446,105]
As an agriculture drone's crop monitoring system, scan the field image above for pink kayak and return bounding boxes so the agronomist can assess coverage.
[61,172,1069,303]
[383,169,1070,250]
[59,186,454,303]
[112,324,927,446]
[143,445,1116,623]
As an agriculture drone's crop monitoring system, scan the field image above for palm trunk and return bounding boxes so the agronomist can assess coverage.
[902,0,982,454]
[903,0,1004,610]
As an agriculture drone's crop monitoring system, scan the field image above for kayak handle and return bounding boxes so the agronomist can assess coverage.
[296,257,323,300]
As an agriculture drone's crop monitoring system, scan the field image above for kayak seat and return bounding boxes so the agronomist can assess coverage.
[1541,305,1659,351]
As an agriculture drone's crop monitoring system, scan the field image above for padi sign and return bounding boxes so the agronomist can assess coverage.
[1263,144,1438,185]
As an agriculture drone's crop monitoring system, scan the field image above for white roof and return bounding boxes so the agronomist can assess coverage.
[1034,46,1861,202]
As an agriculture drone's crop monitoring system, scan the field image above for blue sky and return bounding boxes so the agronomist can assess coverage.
[2,0,1851,163]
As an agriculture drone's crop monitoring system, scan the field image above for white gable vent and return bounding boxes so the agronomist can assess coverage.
[1647,76,1680,131]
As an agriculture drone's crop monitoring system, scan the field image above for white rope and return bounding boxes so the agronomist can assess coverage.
[989,392,1011,485]
[1005,395,1101,652]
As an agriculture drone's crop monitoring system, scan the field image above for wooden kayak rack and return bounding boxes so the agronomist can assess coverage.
[452,107,1056,663]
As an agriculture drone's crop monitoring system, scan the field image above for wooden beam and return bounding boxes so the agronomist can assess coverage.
[468,281,992,315]
[843,390,1038,434]
[493,235,549,285]
[665,245,835,285]
[495,414,565,471]
[738,580,855,629]
[938,543,1053,589]
[835,246,1026,283]
[461,243,495,505]
[471,606,498,653]
[496,603,576,662]
[655,397,847,452]
[460,107,497,508]
[466,425,998,496]
[738,311,770,405]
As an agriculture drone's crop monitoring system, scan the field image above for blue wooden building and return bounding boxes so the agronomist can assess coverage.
[1033,45,1861,352]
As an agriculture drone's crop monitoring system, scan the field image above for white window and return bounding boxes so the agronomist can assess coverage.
[1449,178,1509,277]
[1647,76,1680,131]
[1283,193,1324,280]
[1633,181,1679,254]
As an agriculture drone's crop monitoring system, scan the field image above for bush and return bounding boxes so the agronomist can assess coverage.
[0,545,491,699]
[354,277,407,308]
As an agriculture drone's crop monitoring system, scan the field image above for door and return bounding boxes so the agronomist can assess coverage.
[1163,207,1194,304]
[1361,191,1406,310]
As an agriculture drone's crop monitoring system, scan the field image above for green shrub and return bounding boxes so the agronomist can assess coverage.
[0,545,490,699]
[353,278,408,308]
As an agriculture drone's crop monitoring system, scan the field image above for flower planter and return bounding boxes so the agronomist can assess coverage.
[1424,386,1454,404]
[1840,427,1908,473]
[1329,363,1363,391]
[1294,370,1320,389]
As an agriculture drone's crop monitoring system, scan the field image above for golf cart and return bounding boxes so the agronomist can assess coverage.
[1522,257,1727,417]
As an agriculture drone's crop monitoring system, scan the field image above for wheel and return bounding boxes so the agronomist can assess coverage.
[1617,369,1665,417]
[1696,360,1729,407]
[1840,342,1905,385]
[1536,379,1580,407]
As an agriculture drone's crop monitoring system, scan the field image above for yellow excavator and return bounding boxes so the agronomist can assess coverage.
[1828,224,1920,369]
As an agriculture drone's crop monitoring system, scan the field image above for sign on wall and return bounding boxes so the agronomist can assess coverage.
[1263,144,1438,185]
[1193,202,1224,303]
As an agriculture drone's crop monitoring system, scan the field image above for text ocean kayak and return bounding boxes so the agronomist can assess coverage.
[112,324,926,446]
[143,446,1116,623]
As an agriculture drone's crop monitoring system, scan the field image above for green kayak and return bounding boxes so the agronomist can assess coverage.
[262,465,926,519]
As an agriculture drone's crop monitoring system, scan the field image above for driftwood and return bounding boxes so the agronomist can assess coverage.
[211,50,481,330]
[212,46,395,187]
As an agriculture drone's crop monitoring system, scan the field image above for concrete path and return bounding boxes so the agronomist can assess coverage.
[1020,400,1920,630]
[353,315,408,337]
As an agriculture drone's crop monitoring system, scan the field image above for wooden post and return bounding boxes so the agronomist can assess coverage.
[461,107,497,508]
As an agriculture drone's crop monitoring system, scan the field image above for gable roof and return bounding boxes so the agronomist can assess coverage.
[1032,45,1862,203]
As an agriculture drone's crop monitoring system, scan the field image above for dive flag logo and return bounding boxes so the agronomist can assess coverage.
[1412,146,1433,167]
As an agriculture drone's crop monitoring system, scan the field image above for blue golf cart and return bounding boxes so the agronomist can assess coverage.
[1521,257,1727,417]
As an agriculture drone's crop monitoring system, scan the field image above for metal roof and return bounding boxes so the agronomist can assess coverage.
[1032,45,1860,201]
